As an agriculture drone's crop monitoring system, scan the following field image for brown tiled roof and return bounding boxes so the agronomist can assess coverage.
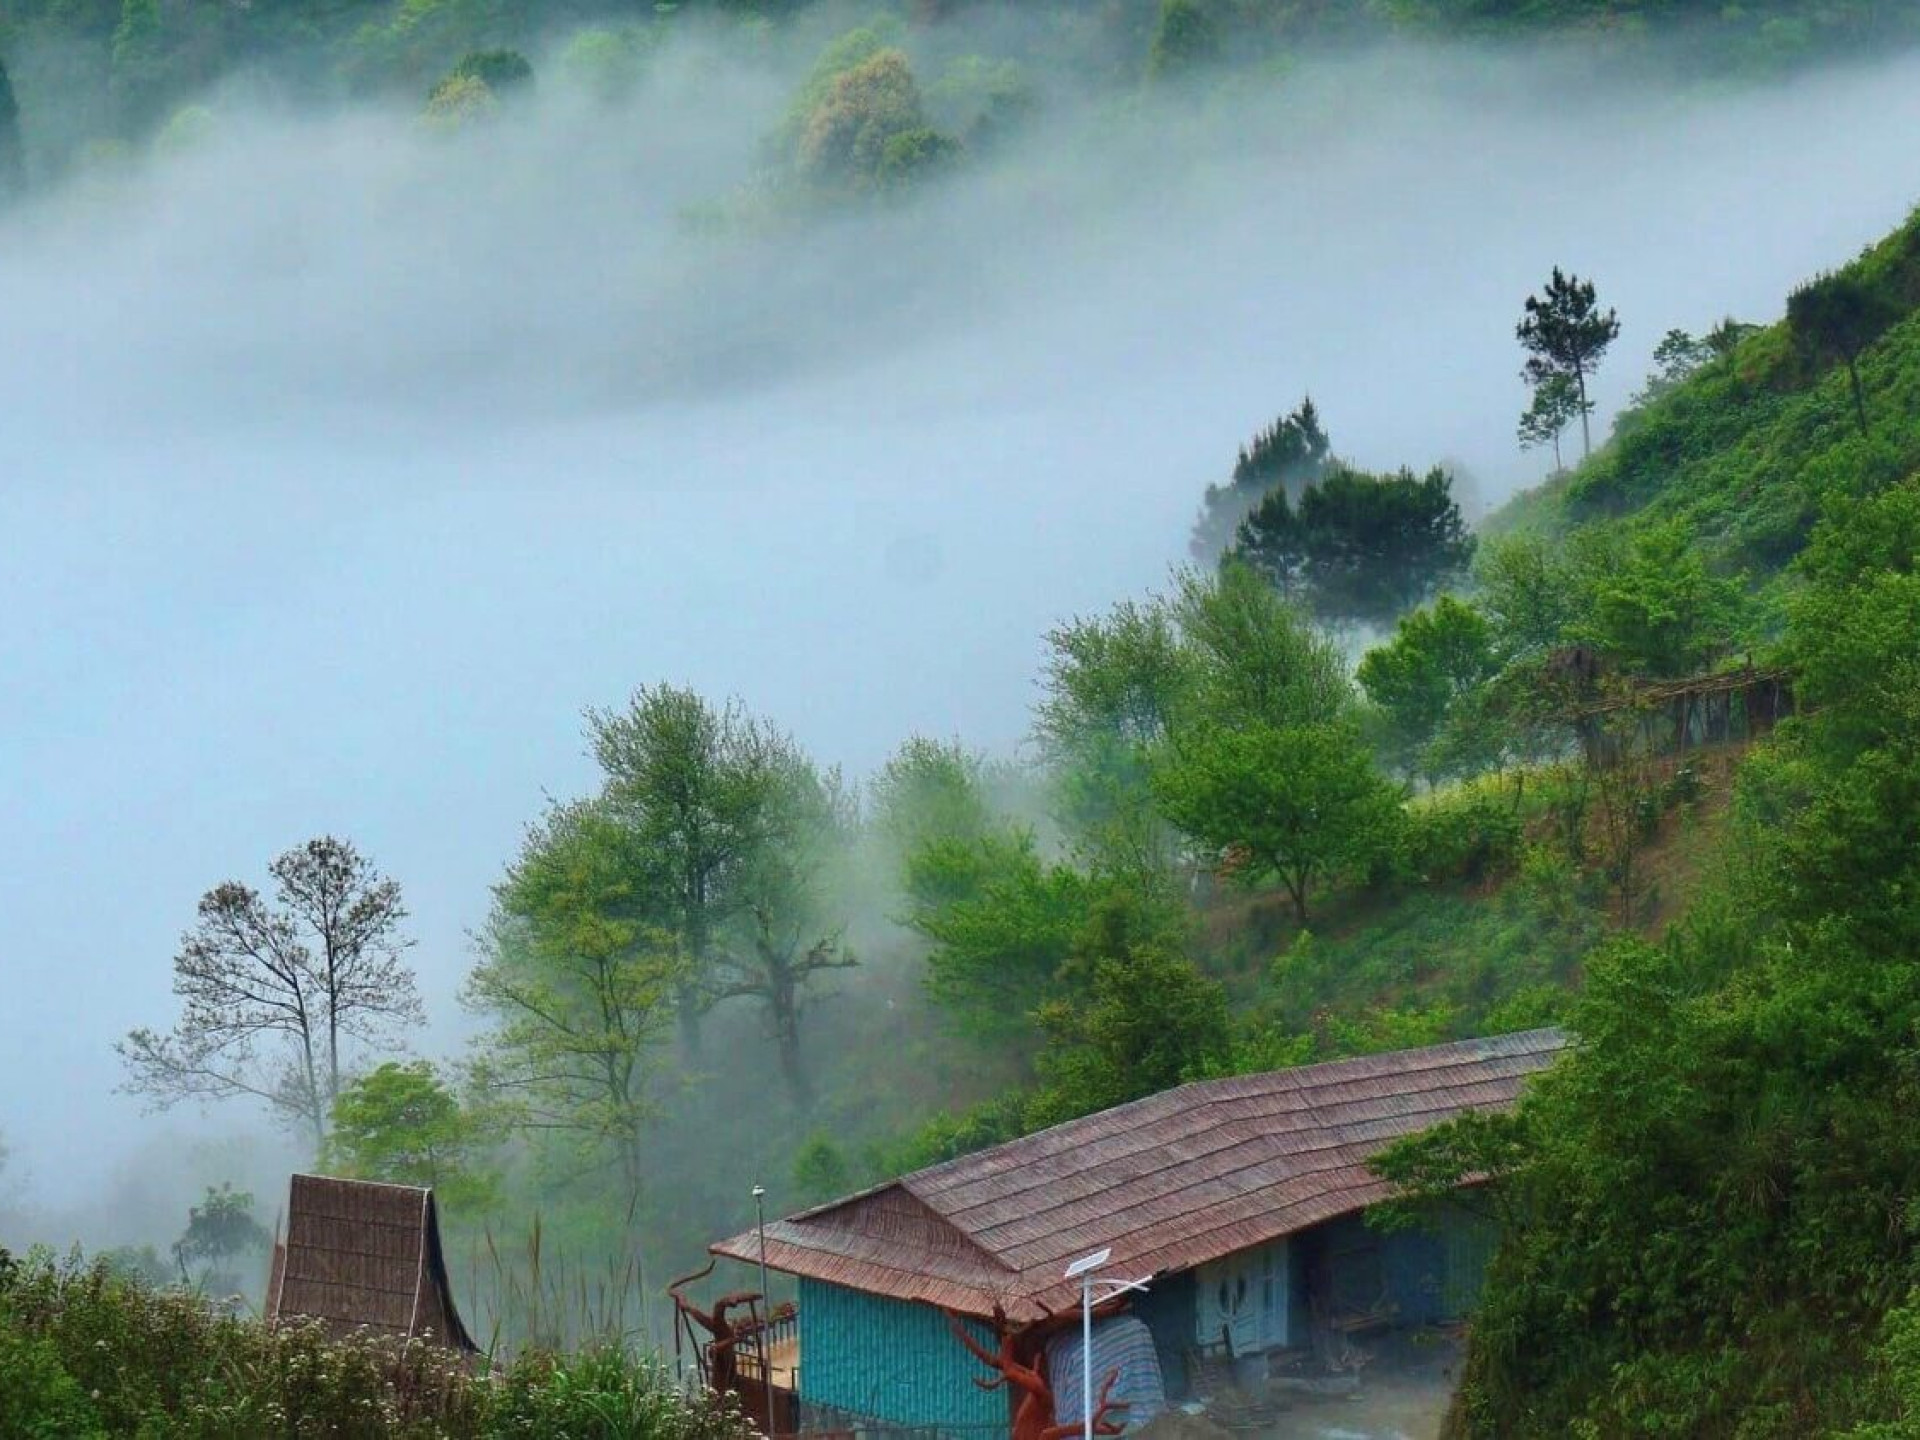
[266,1174,478,1351]
[714,1029,1563,1319]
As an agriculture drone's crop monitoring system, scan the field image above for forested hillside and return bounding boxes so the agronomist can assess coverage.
[2,0,1917,198]
[4,0,1920,1426]
[1373,204,1920,1435]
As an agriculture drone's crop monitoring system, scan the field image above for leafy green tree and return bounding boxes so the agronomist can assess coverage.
[119,837,422,1149]
[877,126,961,188]
[1192,397,1330,562]
[323,1061,495,1207]
[1516,373,1579,474]
[445,47,530,94]
[1628,328,1712,408]
[467,801,689,1205]
[587,685,778,1055]
[710,746,858,1110]
[1173,562,1351,729]
[1153,720,1402,923]
[1517,267,1620,460]
[1028,896,1228,1126]
[1036,596,1196,870]
[1377,480,1920,1435]
[791,1135,853,1206]
[1357,596,1500,785]
[870,736,997,901]
[905,830,1090,1042]
[1788,269,1899,436]
[1148,0,1220,79]
[424,73,496,127]
[1472,531,1579,662]
[1287,463,1476,625]
[172,1184,268,1296]
[797,49,945,193]
[1574,519,1745,677]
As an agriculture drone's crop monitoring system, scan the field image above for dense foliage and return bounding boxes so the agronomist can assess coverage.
[1368,206,1920,1433]
[0,1246,754,1439]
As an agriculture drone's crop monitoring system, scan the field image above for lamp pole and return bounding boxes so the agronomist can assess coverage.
[753,1184,775,1438]
[1064,1249,1150,1440]
[1082,1271,1094,1440]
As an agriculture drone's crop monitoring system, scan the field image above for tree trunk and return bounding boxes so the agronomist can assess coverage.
[676,987,704,1060]
[775,1014,812,1111]
[298,1014,325,1148]
[1285,869,1310,925]
[1846,357,1870,436]
[1575,368,1592,459]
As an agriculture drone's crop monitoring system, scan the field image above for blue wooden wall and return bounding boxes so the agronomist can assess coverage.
[1131,1270,1195,1399]
[1311,1204,1491,1328]
[796,1278,1007,1431]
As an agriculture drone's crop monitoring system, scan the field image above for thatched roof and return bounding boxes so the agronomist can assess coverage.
[266,1173,478,1351]
[713,1029,1563,1319]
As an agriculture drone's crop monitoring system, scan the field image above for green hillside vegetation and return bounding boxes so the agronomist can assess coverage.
[0,1245,752,1440]
[2,0,1916,193]
[1363,204,1920,1435]
[1498,204,1920,585]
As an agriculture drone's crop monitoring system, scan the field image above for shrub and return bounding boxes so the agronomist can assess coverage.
[1400,793,1523,884]
[0,1246,751,1440]
[0,1318,102,1439]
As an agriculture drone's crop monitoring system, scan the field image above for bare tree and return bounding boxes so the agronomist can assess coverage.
[118,836,422,1148]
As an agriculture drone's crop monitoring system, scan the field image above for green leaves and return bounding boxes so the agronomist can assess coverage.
[324,1061,497,1208]
[1572,520,1748,678]
[1357,595,1499,783]
[1153,719,1402,923]
[1517,266,1620,459]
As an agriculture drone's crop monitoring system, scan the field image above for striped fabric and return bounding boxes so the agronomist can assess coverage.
[1046,1315,1167,1431]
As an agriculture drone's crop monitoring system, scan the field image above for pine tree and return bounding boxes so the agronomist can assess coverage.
[1788,270,1897,437]
[1517,267,1621,461]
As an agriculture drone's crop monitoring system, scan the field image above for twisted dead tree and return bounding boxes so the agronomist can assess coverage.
[946,1302,1130,1440]
[670,1260,771,1395]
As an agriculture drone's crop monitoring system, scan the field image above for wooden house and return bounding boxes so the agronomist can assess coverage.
[265,1173,478,1353]
[705,1029,1562,1435]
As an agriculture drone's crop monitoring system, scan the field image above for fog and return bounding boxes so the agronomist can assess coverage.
[3,22,1919,1239]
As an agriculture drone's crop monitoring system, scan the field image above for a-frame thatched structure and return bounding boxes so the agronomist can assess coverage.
[265,1173,478,1353]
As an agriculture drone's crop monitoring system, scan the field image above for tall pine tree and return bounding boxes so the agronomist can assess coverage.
[1516,268,1620,461]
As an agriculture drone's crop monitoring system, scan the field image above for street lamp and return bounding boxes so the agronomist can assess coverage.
[753,1185,775,1438]
[1064,1249,1150,1440]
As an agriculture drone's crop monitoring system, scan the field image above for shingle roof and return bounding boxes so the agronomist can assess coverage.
[266,1173,477,1351]
[713,1029,1563,1319]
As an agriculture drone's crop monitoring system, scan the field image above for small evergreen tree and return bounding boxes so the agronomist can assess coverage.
[1190,397,1330,562]
[1517,267,1621,460]
[1788,269,1898,436]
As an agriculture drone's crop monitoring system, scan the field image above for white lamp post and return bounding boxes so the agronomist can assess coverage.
[752,1184,775,1438]
[1064,1249,1151,1440]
